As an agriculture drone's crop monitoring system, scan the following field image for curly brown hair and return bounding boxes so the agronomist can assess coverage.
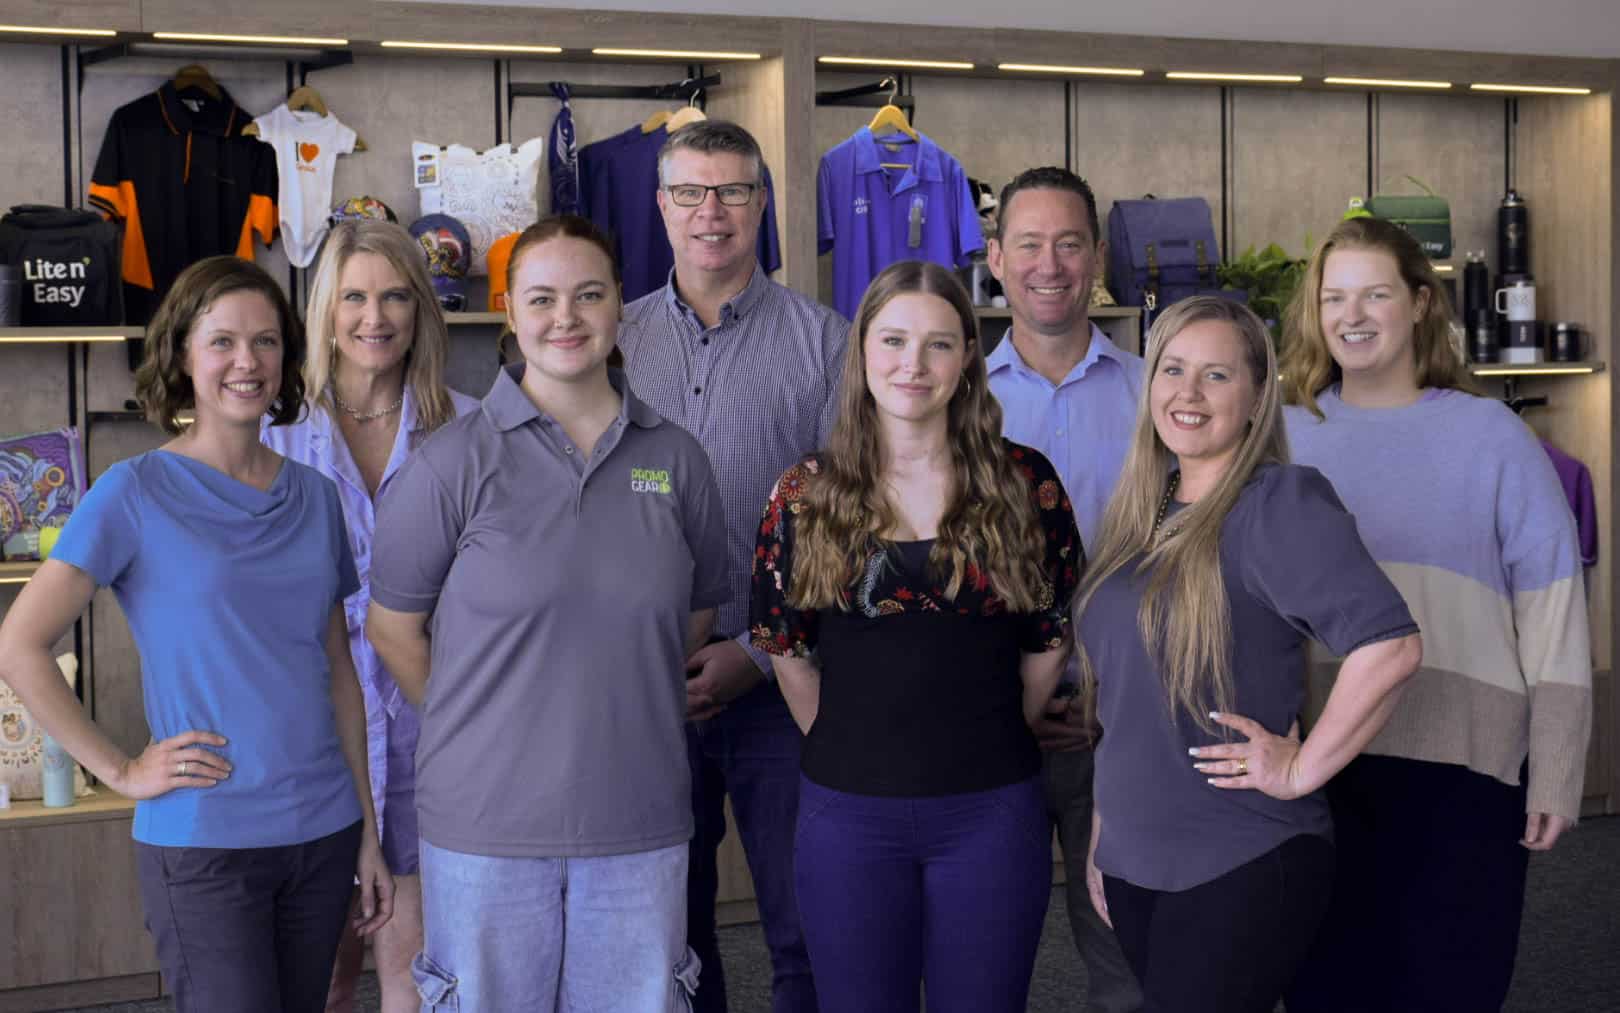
[134,256,305,435]
[787,260,1050,612]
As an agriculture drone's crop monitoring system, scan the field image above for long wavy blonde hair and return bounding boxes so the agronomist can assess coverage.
[303,219,456,432]
[1281,216,1476,416]
[1073,296,1288,734]
[789,260,1050,612]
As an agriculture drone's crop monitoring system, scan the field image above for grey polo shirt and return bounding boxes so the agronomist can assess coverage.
[620,264,849,674]
[370,364,730,858]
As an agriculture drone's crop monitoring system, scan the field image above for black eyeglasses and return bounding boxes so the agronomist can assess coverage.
[662,183,760,207]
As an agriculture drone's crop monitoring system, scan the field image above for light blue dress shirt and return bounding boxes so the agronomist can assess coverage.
[986,323,1145,553]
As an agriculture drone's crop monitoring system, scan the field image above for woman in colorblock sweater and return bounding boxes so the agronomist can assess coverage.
[1282,216,1592,1013]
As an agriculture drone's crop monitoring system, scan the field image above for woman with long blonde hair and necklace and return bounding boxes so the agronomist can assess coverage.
[1073,295,1422,1013]
[749,260,1080,1013]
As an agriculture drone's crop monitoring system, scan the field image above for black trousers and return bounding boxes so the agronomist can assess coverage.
[1104,833,1334,1013]
[135,821,361,1013]
[1286,754,1531,1013]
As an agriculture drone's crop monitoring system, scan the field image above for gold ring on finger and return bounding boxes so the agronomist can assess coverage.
[1237,758,1248,774]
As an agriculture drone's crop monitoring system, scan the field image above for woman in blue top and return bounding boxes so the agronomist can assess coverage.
[263,219,478,1013]
[0,256,392,1013]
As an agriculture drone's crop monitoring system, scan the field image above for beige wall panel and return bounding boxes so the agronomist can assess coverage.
[445,323,503,398]
[81,340,137,414]
[0,347,71,435]
[371,2,784,53]
[319,53,498,232]
[0,43,67,208]
[139,0,365,40]
[1231,88,1366,257]
[1518,93,1613,676]
[1070,81,1223,245]
[1376,92,1506,267]
[0,0,139,32]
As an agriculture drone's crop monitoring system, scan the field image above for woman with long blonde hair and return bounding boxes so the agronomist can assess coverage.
[262,219,478,1013]
[749,260,1080,1012]
[1074,295,1421,1013]
[1281,218,1592,1013]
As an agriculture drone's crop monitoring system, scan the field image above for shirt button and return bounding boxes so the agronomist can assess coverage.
[693,386,702,395]
[700,337,710,346]
[564,446,575,455]
[1056,429,1064,436]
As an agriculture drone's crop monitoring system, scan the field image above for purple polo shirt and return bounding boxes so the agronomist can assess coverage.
[369,365,730,858]
[578,123,782,303]
[1081,464,1417,891]
[817,127,984,319]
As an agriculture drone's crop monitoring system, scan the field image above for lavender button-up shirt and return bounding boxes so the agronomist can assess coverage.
[262,383,479,831]
[620,265,849,674]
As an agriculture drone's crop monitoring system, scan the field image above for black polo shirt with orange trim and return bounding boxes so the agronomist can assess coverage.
[89,82,278,323]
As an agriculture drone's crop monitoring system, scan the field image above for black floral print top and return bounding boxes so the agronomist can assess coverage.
[751,440,1081,656]
[747,440,1084,797]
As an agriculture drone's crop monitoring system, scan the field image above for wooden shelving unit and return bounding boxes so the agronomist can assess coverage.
[0,326,141,344]
[0,560,42,584]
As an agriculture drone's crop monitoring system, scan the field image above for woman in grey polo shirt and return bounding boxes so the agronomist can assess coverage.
[366,216,730,1012]
[1073,296,1422,1013]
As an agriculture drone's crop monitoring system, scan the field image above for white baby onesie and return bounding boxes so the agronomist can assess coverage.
[253,105,358,268]
[413,137,543,276]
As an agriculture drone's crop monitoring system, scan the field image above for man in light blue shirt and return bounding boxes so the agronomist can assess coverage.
[985,166,1144,1013]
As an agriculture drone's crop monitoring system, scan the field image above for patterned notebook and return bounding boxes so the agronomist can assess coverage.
[0,427,87,561]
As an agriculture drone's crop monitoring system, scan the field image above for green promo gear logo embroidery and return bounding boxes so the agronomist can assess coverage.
[631,467,672,495]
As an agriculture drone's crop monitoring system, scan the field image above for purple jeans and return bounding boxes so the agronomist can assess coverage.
[792,775,1051,1013]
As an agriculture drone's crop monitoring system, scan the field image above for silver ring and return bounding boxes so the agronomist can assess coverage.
[177,760,188,776]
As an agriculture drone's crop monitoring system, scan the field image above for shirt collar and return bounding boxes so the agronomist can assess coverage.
[986,322,1121,383]
[661,261,771,327]
[156,80,243,136]
[851,126,944,184]
[482,363,662,433]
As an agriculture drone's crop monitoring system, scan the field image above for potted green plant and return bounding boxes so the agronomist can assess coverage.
[1217,242,1307,345]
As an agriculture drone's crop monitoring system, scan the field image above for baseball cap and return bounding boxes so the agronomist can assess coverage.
[485,232,521,312]
[409,214,472,312]
[329,195,397,226]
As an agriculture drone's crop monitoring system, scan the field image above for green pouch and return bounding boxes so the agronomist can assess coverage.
[1365,176,1452,258]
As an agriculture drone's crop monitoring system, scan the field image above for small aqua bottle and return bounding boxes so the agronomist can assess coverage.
[41,732,76,808]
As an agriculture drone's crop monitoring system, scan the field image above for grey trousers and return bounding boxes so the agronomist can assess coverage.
[135,821,361,1013]
[1042,747,1144,1013]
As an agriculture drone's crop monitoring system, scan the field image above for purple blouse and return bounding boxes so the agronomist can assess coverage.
[1080,464,1417,891]
[261,383,479,840]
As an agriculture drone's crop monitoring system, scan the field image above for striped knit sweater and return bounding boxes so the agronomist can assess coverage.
[1285,389,1592,820]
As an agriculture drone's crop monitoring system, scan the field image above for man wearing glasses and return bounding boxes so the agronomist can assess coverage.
[619,120,847,1013]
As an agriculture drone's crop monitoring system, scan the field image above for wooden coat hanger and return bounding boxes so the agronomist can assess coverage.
[171,64,222,101]
[866,76,916,170]
[640,110,672,133]
[664,90,707,133]
[243,85,367,151]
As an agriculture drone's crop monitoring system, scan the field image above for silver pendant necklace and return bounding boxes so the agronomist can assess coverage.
[331,388,403,423]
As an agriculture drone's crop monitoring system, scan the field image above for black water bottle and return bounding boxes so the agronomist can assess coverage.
[1463,251,1490,320]
[1498,190,1529,277]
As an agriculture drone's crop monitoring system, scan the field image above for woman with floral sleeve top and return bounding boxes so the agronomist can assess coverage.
[749,260,1081,1013]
